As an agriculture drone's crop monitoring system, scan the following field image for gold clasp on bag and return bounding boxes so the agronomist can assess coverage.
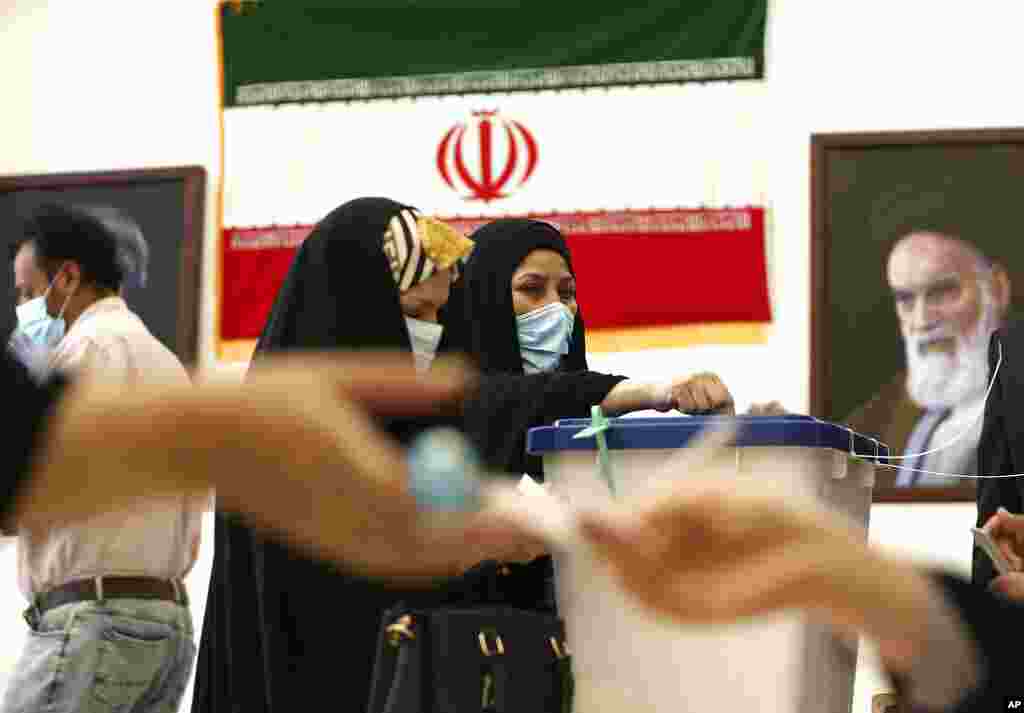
[549,637,571,659]
[386,615,415,647]
[478,629,505,657]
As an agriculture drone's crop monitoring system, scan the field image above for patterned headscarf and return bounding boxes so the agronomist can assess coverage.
[382,208,474,292]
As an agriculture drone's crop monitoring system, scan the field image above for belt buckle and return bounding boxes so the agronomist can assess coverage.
[174,580,189,607]
[23,601,41,630]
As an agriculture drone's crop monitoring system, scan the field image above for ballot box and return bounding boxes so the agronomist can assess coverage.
[526,415,886,713]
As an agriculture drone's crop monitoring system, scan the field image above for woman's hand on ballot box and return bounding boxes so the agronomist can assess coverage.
[600,372,734,416]
[745,401,788,416]
[654,372,735,416]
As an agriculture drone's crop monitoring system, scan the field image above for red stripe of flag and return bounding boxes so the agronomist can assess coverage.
[220,208,771,340]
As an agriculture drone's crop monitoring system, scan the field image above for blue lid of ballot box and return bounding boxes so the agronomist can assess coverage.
[526,415,890,463]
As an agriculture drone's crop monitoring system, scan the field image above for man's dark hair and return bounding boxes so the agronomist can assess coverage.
[23,204,123,291]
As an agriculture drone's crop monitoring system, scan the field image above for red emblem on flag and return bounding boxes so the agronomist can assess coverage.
[437,110,538,203]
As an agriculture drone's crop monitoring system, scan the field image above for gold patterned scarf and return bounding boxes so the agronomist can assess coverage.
[382,209,474,292]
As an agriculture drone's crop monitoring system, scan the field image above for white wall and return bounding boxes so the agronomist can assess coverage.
[0,0,222,364]
[2,1,1013,711]
[0,0,221,707]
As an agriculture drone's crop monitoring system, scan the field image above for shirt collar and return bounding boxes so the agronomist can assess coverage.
[64,296,128,337]
[76,296,127,321]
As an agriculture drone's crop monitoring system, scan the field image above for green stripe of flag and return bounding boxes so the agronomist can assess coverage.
[222,2,766,106]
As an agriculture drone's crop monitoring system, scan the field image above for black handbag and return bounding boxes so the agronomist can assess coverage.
[366,561,574,713]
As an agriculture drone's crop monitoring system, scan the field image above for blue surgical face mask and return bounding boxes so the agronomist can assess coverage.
[516,302,574,374]
[15,272,72,349]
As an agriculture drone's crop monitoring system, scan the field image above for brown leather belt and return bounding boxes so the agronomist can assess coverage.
[33,577,187,616]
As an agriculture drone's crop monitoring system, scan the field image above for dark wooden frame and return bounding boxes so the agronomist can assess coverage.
[0,166,206,365]
[811,128,1024,503]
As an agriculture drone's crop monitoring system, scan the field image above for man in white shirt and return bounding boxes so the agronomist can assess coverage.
[3,204,205,713]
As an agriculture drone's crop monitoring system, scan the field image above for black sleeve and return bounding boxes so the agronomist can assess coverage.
[1,347,68,532]
[975,330,1024,587]
[463,370,628,478]
[927,573,1024,712]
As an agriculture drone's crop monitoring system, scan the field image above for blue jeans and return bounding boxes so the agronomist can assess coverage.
[1,599,195,713]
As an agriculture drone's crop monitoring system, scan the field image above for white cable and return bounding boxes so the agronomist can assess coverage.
[872,462,1024,480]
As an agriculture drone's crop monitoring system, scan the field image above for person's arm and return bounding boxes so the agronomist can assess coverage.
[8,354,526,581]
[926,573,1024,711]
[601,372,734,416]
[975,331,1022,587]
[981,508,1024,597]
[461,370,627,474]
[0,348,67,534]
[595,379,658,415]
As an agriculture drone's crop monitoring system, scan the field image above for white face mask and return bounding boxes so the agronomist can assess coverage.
[904,280,997,409]
[517,302,574,374]
[405,317,444,373]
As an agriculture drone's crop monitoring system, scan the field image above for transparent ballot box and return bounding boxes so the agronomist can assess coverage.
[526,415,887,713]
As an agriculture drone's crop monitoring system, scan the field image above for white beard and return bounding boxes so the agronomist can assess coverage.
[904,294,996,410]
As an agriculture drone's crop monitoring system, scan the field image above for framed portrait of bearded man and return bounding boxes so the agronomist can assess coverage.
[811,129,1024,502]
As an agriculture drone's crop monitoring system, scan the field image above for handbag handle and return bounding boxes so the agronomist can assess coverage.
[478,629,506,657]
[386,615,416,647]
[478,628,506,711]
[550,636,574,713]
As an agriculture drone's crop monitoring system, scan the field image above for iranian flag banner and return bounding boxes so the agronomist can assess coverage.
[217,1,772,360]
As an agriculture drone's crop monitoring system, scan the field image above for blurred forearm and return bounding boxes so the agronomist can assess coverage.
[601,379,658,415]
[17,376,414,566]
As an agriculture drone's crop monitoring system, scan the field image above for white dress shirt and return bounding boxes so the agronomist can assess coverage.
[17,297,208,598]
